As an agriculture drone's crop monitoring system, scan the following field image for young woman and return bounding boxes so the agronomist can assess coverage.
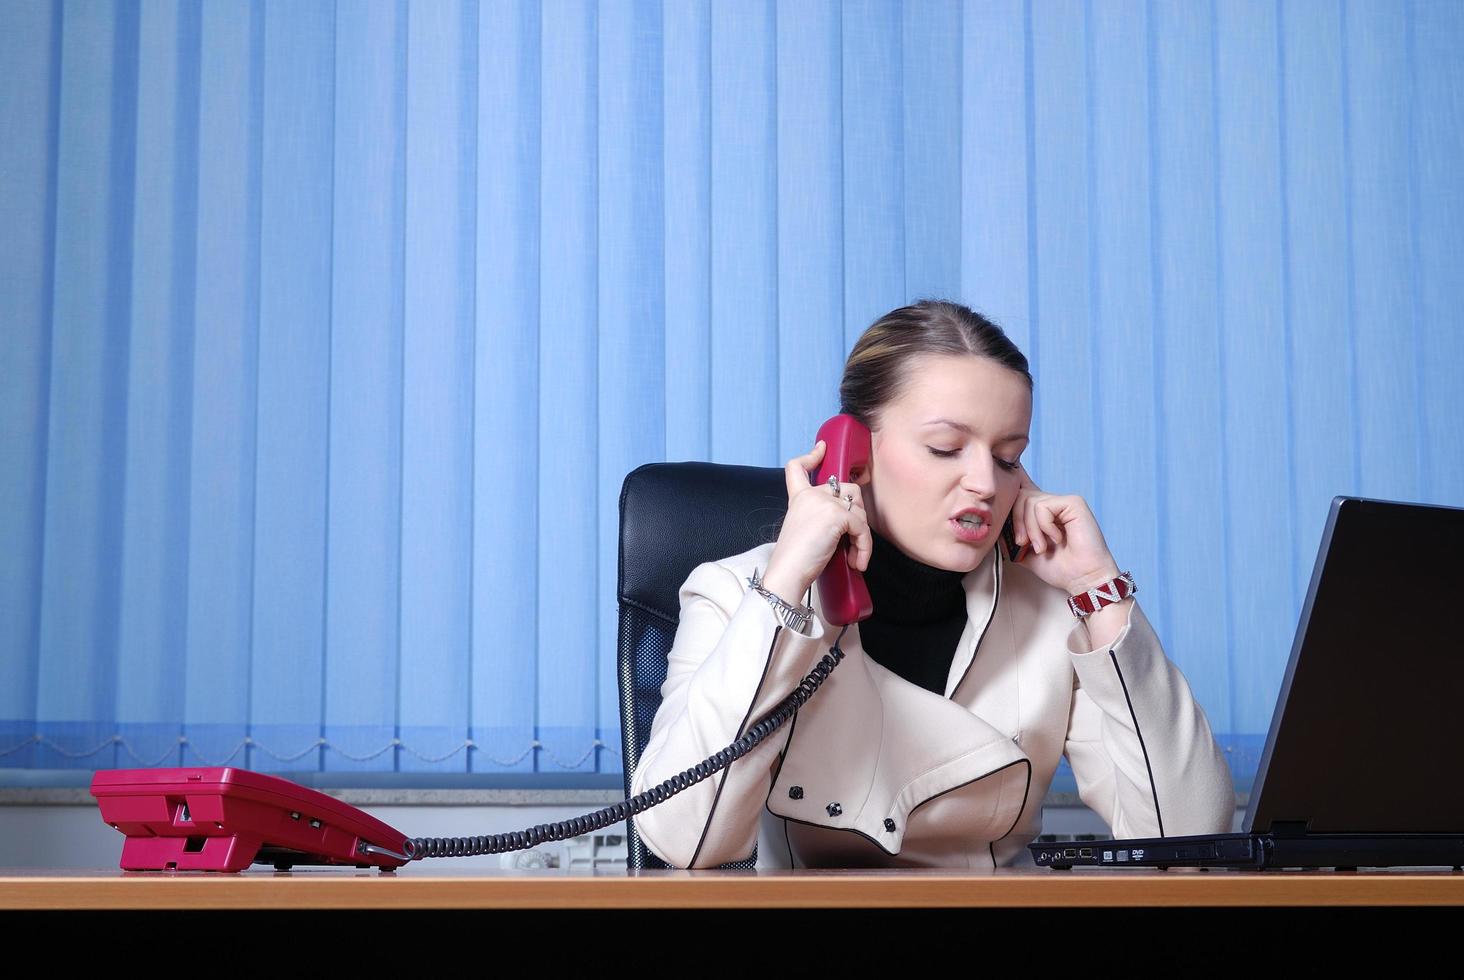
[630,300,1233,869]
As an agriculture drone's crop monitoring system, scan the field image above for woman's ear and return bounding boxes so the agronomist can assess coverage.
[851,440,873,486]
[853,427,878,486]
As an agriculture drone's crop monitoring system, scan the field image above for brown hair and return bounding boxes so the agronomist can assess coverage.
[839,300,1033,430]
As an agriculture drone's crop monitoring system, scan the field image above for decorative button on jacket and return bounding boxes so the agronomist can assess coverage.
[629,540,1233,870]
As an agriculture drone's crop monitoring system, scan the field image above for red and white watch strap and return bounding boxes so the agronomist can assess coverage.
[1067,571,1137,619]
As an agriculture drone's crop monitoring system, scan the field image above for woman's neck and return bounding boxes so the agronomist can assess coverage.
[862,529,968,625]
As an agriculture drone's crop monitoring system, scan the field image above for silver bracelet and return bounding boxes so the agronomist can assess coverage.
[747,569,813,635]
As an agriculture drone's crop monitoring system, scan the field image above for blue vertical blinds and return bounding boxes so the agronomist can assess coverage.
[1,0,1461,785]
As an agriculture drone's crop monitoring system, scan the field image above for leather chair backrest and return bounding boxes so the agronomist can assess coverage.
[616,461,787,870]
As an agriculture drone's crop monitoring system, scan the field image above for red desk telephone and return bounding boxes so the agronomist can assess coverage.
[90,766,413,872]
[90,414,1021,871]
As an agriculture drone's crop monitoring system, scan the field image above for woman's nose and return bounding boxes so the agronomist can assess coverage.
[961,459,996,498]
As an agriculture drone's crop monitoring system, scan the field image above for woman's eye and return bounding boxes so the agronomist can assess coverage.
[929,447,1020,472]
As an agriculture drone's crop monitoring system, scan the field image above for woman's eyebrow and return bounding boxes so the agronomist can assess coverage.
[923,418,1029,443]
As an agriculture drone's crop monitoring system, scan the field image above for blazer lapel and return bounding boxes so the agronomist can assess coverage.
[944,543,1001,698]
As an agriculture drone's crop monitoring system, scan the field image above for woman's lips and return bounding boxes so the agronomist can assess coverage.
[950,516,992,543]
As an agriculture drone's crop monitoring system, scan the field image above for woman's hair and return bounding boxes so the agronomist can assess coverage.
[839,299,1033,430]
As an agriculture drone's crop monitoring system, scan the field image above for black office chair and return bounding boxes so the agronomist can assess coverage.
[616,460,789,870]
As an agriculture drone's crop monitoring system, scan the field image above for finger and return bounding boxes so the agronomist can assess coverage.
[1009,488,1029,547]
[848,512,873,571]
[786,440,827,497]
[1024,495,1042,553]
[1035,501,1064,552]
[835,505,869,564]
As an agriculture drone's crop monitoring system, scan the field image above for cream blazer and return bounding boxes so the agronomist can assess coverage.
[629,539,1235,870]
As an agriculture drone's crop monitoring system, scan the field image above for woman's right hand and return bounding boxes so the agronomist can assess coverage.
[758,439,873,606]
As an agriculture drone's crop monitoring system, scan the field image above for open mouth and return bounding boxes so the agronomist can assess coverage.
[951,513,992,542]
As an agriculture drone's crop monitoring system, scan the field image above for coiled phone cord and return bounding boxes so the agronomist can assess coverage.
[404,627,849,861]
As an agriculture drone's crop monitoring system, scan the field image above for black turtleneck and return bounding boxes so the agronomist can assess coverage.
[858,529,970,696]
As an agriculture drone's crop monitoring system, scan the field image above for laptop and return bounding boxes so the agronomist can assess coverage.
[1030,495,1464,871]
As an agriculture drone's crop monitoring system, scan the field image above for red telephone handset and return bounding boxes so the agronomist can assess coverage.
[811,414,875,626]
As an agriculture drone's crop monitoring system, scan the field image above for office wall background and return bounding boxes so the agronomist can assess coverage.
[2,0,1461,785]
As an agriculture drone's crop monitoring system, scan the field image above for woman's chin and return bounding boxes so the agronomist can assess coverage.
[918,540,989,574]
[886,525,992,573]
[948,539,994,573]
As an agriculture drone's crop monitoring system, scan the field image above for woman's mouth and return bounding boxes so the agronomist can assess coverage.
[951,512,992,543]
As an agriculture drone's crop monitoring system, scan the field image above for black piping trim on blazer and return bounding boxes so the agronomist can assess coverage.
[904,757,1029,832]
[949,542,1002,699]
[988,758,1033,868]
[688,624,785,868]
[1107,646,1165,838]
[772,758,1032,859]
[765,708,801,870]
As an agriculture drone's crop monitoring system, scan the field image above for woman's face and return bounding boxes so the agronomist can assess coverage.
[858,353,1033,573]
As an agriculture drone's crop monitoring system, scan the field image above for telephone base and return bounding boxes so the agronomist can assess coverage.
[90,767,412,873]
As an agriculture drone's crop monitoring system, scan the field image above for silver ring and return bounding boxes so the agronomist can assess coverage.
[842,493,853,511]
[827,475,840,495]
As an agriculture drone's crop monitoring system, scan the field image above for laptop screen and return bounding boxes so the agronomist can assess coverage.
[1246,496,1464,835]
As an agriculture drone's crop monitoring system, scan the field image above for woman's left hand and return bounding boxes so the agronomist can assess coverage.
[1008,466,1122,596]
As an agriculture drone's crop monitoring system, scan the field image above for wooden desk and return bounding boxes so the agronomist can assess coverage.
[5,866,1463,910]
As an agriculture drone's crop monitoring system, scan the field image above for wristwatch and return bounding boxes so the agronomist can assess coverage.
[747,569,814,635]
